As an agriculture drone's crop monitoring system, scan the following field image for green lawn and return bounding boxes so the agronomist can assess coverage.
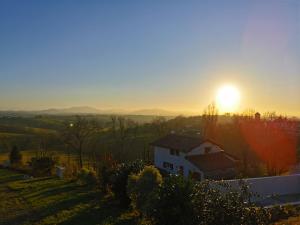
[0,169,135,225]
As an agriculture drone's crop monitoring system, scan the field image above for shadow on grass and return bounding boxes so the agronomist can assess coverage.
[0,169,129,225]
[22,176,53,183]
[4,189,100,225]
[31,190,100,223]
[26,182,79,199]
[60,204,104,225]
[60,198,125,225]
[1,212,32,225]
[0,173,23,185]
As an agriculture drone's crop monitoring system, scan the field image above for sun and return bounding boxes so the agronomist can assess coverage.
[216,84,240,113]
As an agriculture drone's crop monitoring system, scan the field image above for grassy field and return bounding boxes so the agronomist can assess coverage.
[0,151,77,165]
[0,151,80,176]
[0,169,137,225]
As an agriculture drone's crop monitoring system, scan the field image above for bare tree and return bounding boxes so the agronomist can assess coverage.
[110,116,133,160]
[202,103,218,139]
[152,116,168,137]
[61,116,98,168]
[242,108,256,119]
[263,111,277,121]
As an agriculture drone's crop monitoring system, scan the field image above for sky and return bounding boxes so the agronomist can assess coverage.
[0,0,299,116]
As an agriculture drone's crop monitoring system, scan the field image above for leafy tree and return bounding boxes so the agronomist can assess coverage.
[128,166,162,215]
[111,160,145,207]
[9,145,22,166]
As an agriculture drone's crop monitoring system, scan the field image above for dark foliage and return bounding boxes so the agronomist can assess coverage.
[97,153,117,193]
[111,160,145,207]
[148,175,198,225]
[192,181,270,225]
[77,168,98,186]
[9,145,22,166]
[29,152,57,176]
[127,166,162,216]
[99,165,114,193]
[148,175,271,225]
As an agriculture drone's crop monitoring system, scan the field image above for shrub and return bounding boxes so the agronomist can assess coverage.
[111,160,145,207]
[268,205,297,223]
[97,153,117,193]
[99,165,115,193]
[192,180,270,225]
[128,166,162,215]
[148,176,271,225]
[149,175,197,225]
[78,168,98,186]
[29,151,57,176]
[9,145,22,166]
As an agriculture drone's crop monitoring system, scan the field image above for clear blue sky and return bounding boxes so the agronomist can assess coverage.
[0,0,299,115]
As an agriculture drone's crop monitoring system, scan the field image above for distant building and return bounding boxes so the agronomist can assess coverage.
[255,112,261,121]
[151,134,238,180]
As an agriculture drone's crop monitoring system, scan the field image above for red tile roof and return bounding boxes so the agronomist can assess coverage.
[186,152,237,172]
[151,134,204,152]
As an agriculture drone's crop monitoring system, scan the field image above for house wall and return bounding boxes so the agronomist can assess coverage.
[217,174,300,201]
[154,146,203,178]
[186,142,222,156]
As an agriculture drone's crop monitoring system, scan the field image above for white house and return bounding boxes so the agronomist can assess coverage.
[151,134,238,180]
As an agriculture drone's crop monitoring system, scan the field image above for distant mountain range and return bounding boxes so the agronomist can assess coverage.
[0,106,193,116]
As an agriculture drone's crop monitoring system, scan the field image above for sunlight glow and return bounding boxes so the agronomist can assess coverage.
[216,84,240,113]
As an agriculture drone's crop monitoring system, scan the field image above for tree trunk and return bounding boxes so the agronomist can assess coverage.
[79,143,83,168]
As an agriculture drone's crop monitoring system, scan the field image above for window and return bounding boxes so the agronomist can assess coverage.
[169,163,173,170]
[162,162,174,170]
[204,147,211,154]
[170,149,180,156]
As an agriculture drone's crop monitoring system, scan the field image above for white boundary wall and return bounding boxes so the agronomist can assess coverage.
[221,174,300,200]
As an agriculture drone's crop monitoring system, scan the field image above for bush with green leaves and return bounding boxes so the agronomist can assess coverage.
[148,175,197,225]
[268,205,298,223]
[147,175,271,225]
[127,166,162,215]
[192,180,270,225]
[111,160,145,207]
[9,145,22,166]
[78,168,98,186]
